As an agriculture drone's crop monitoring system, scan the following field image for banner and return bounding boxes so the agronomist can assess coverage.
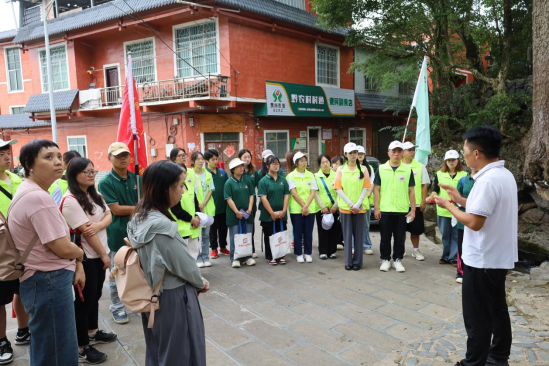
[412,57,431,166]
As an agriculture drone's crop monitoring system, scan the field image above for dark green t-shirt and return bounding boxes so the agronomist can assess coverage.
[224,176,254,227]
[206,167,228,215]
[243,170,258,213]
[456,173,475,230]
[257,173,289,222]
[98,169,139,252]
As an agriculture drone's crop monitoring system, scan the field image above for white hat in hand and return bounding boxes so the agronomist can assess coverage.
[196,212,214,227]
[321,213,334,230]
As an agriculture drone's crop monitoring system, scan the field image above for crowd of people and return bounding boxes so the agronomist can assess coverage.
[0,124,518,366]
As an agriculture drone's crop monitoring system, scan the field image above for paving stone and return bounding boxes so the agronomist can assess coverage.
[537,332,549,337]
[339,345,385,365]
[377,304,443,330]
[526,348,538,362]
[289,321,350,352]
[515,343,538,348]
[290,302,348,328]
[104,315,145,346]
[434,344,450,361]
[242,320,299,350]
[299,276,343,293]
[196,289,227,305]
[406,358,418,366]
[403,278,457,295]
[332,303,396,330]
[291,287,345,308]
[205,340,239,366]
[422,342,433,351]
[201,305,215,320]
[438,339,456,352]
[508,306,517,312]
[370,289,429,310]
[204,318,249,349]
[249,301,303,326]
[334,322,402,354]
[223,285,266,305]
[539,342,549,350]
[207,300,259,325]
[331,277,379,294]
[123,342,146,366]
[385,323,427,343]
[231,342,293,366]
[364,276,418,294]
[420,304,460,320]
[539,351,549,360]
[331,288,386,310]
[225,273,271,291]
[418,351,437,358]
[203,272,237,289]
[255,286,305,307]
[513,315,529,325]
[409,290,462,311]
[285,344,347,366]
[418,363,434,366]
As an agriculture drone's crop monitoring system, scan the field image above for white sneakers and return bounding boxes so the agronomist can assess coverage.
[364,249,374,255]
[305,255,313,263]
[232,259,255,267]
[296,255,305,263]
[203,261,212,267]
[197,262,205,268]
[252,253,258,259]
[456,276,463,284]
[337,244,344,250]
[245,258,256,266]
[380,260,391,272]
[412,250,425,261]
[380,259,405,272]
[232,261,241,268]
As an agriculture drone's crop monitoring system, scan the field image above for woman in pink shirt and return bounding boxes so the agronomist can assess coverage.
[8,139,84,366]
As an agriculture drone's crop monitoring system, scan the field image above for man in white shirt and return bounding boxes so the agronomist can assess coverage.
[435,126,517,366]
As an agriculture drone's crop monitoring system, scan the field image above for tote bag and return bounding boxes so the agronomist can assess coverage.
[234,220,253,259]
[269,220,290,259]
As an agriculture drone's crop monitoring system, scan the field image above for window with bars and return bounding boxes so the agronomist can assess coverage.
[175,21,218,78]
[349,129,366,147]
[364,76,379,92]
[273,0,305,9]
[399,82,415,95]
[125,39,156,84]
[265,131,289,161]
[6,48,23,92]
[10,106,25,114]
[39,45,69,92]
[67,136,87,158]
[316,45,339,86]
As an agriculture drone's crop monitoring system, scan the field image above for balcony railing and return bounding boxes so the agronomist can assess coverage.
[79,75,230,110]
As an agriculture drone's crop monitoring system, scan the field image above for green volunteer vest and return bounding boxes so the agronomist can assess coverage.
[187,169,215,216]
[436,170,467,218]
[170,184,200,239]
[367,166,375,207]
[288,169,318,214]
[314,170,337,209]
[409,159,424,206]
[337,163,369,212]
[0,171,22,217]
[378,162,412,213]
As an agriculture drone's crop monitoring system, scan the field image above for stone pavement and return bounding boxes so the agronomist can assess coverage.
[5,220,549,365]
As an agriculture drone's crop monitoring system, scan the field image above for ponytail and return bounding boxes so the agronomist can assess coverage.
[357,163,365,180]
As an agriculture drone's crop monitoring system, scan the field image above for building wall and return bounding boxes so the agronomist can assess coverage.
[0,45,36,114]
[354,48,400,97]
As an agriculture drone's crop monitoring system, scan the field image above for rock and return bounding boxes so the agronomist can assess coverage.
[521,208,546,224]
[530,187,549,213]
[530,262,549,281]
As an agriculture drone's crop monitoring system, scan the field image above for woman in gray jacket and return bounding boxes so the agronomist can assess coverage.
[127,160,209,366]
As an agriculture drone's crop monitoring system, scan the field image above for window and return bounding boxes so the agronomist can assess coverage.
[5,48,23,92]
[349,128,366,147]
[264,131,289,161]
[316,44,339,86]
[10,106,25,114]
[39,45,69,92]
[399,82,415,95]
[67,136,87,158]
[364,76,379,92]
[274,0,305,9]
[125,39,156,84]
[204,132,239,141]
[175,21,218,78]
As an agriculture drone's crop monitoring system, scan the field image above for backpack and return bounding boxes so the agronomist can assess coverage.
[0,189,41,281]
[110,238,166,328]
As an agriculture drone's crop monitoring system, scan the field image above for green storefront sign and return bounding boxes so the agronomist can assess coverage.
[254,80,355,118]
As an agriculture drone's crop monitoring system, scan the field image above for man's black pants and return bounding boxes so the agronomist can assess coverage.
[462,262,512,365]
[209,213,228,250]
[379,214,406,261]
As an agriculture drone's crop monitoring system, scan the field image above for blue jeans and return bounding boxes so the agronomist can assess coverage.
[109,250,126,314]
[438,215,459,262]
[363,208,372,249]
[290,213,315,256]
[229,221,253,262]
[197,227,210,263]
[19,269,79,366]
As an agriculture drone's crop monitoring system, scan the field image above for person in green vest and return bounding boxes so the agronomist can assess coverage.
[204,149,229,259]
[287,151,318,263]
[187,151,215,268]
[0,139,31,365]
[331,155,345,251]
[357,145,375,255]
[170,163,201,259]
[225,158,256,268]
[335,143,371,270]
[374,141,416,273]
[169,147,187,164]
[314,154,341,260]
[453,168,476,284]
[427,150,467,266]
[48,150,81,205]
[98,142,139,325]
[238,149,259,258]
[258,155,290,265]
[401,141,430,261]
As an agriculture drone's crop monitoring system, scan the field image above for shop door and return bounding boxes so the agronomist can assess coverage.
[376,128,394,164]
[204,132,240,172]
[308,128,320,172]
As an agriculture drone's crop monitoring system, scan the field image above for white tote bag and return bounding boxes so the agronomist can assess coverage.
[234,220,253,260]
[269,220,290,260]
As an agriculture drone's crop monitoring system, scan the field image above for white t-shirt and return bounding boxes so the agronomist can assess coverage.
[287,171,318,191]
[402,161,430,207]
[463,161,518,269]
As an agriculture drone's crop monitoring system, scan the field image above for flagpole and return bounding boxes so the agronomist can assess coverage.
[127,53,141,200]
[402,107,414,143]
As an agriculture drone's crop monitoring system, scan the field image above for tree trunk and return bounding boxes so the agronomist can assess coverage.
[524,0,549,183]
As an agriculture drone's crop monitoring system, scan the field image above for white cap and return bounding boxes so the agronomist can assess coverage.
[402,141,418,150]
[444,150,460,160]
[0,139,18,148]
[293,151,306,164]
[388,141,403,150]
[321,213,334,230]
[229,158,245,170]
[344,142,358,154]
[357,145,365,154]
[196,212,214,227]
[262,149,274,159]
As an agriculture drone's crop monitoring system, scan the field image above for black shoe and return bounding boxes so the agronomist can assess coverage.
[89,330,117,344]
[15,328,31,345]
[0,339,14,365]
[352,265,360,271]
[485,354,510,366]
[79,345,107,364]
[345,265,352,271]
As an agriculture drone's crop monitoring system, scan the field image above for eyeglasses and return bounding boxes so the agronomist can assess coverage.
[177,154,187,159]
[270,162,280,166]
[81,170,97,177]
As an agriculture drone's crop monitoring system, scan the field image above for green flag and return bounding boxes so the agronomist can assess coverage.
[412,57,431,166]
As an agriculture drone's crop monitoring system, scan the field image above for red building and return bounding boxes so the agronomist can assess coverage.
[0,0,409,173]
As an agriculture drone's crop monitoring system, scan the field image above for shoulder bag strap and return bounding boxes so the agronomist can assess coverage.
[148,268,167,329]
[0,185,13,200]
[319,177,335,205]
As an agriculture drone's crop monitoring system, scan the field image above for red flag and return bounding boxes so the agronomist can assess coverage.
[117,56,147,175]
